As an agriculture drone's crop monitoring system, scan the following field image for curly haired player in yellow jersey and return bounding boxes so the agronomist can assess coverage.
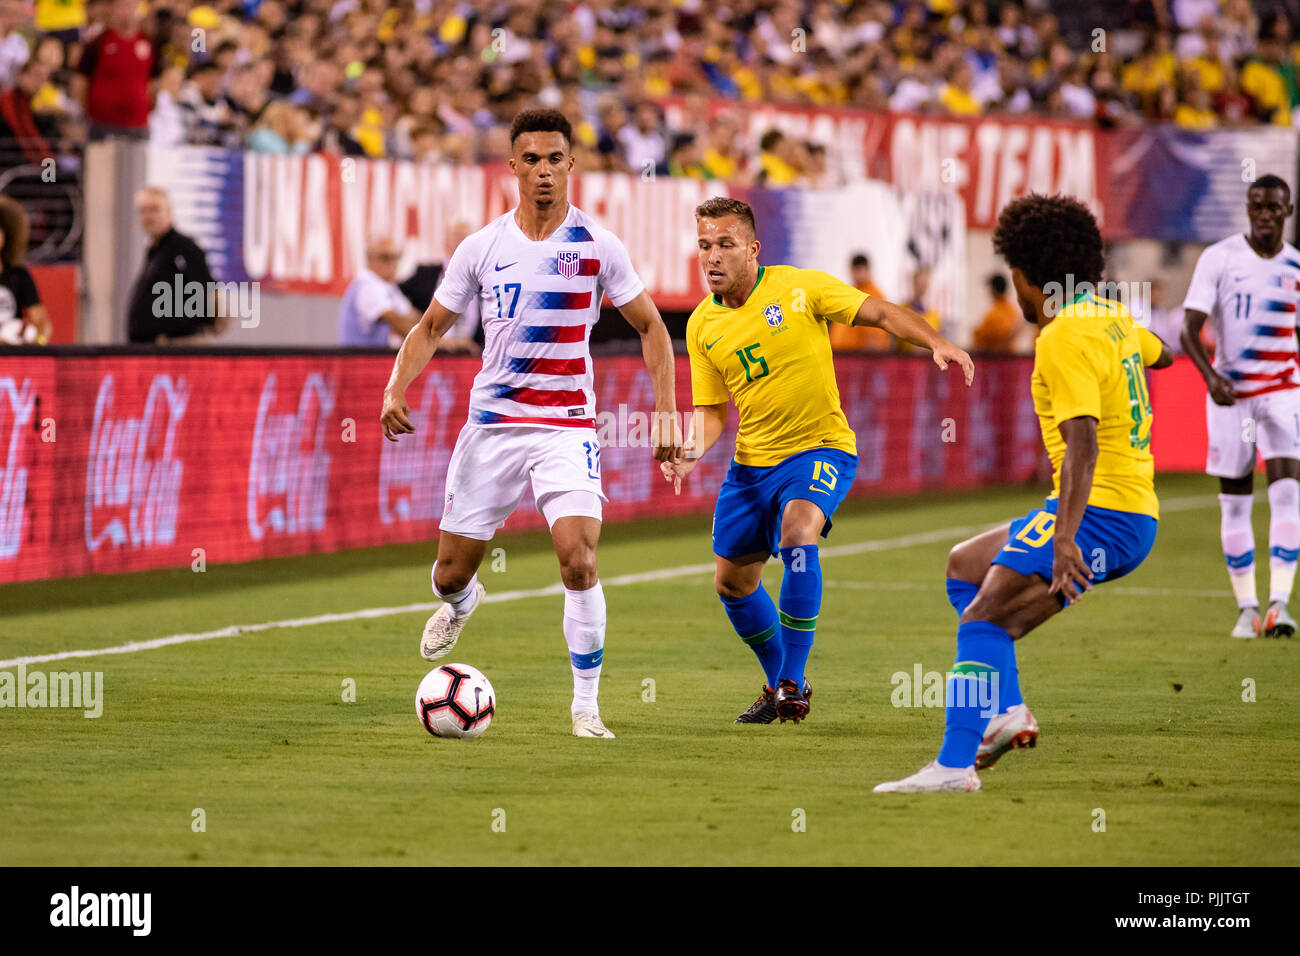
[876,194,1175,793]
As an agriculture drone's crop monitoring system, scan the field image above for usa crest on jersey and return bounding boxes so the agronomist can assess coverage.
[764,302,784,327]
[557,250,581,280]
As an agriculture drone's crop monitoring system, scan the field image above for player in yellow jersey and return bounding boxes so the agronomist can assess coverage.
[661,197,974,724]
[876,194,1175,793]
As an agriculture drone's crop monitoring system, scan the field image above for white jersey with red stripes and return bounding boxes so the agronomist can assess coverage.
[1183,233,1300,400]
[433,204,644,428]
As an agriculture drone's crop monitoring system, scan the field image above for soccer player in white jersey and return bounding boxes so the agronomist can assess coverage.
[1183,175,1300,639]
[380,109,681,736]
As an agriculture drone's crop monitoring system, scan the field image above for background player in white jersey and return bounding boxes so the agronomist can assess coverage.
[380,109,681,736]
[1183,175,1300,639]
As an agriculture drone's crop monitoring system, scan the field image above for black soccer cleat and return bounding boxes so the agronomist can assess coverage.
[735,685,777,724]
[734,681,812,724]
[774,678,811,724]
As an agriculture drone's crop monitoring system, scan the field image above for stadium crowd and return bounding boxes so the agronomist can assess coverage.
[0,0,1297,183]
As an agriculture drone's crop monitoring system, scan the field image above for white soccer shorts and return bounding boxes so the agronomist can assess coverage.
[1206,387,1300,478]
[439,424,606,540]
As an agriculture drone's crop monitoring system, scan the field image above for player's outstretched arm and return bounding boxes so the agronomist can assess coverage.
[1050,416,1099,604]
[380,299,461,441]
[855,296,975,385]
[1181,308,1234,405]
[617,289,682,462]
[661,403,726,495]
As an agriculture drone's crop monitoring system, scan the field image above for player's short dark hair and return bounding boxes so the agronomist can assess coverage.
[851,253,870,269]
[1248,174,1291,199]
[509,109,572,147]
[989,273,1008,294]
[695,196,756,237]
[992,193,1104,293]
[759,128,784,152]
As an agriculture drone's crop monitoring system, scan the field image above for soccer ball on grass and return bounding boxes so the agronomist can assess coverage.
[415,663,496,739]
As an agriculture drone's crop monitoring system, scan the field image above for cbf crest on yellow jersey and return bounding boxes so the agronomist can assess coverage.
[687,265,866,466]
[1032,290,1165,518]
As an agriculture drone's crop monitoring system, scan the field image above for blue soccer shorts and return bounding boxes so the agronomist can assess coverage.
[712,447,859,559]
[991,496,1158,602]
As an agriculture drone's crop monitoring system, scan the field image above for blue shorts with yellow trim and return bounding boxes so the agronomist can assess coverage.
[712,448,858,559]
[992,497,1158,601]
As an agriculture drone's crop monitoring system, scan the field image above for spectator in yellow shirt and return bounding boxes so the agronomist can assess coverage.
[1183,32,1226,94]
[36,0,85,43]
[668,133,711,179]
[701,114,743,181]
[1174,86,1219,129]
[829,254,891,352]
[939,62,982,116]
[757,128,800,186]
[1242,37,1292,126]
[1122,33,1178,112]
[972,274,1024,353]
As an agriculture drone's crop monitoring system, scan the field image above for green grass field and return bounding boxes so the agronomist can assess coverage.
[1,472,1297,866]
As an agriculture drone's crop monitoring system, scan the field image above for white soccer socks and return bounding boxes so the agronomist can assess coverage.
[563,580,606,715]
[1268,478,1300,605]
[1219,493,1257,609]
[432,564,483,620]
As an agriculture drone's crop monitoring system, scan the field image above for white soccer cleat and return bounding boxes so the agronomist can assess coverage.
[572,711,615,738]
[420,581,486,661]
[976,703,1039,770]
[1230,606,1261,639]
[1264,601,1296,639]
[873,760,981,794]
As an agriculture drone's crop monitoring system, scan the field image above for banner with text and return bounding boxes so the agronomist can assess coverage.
[662,99,1298,241]
[146,146,964,318]
[148,148,724,311]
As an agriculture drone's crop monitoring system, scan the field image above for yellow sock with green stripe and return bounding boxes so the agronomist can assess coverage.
[721,587,783,688]
[778,545,820,685]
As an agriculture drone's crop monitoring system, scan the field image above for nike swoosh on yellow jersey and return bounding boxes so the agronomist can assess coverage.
[705,336,723,350]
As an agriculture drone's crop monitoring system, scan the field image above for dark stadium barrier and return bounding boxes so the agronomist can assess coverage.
[0,348,1052,583]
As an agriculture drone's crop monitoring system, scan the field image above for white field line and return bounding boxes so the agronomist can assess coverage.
[824,580,1233,598]
[0,493,1221,670]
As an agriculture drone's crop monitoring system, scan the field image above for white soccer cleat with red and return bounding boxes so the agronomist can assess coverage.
[872,760,981,793]
[976,703,1040,770]
[420,581,486,661]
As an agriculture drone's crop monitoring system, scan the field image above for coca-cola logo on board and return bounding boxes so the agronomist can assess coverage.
[0,377,35,560]
[248,372,335,540]
[378,373,453,525]
[85,374,187,552]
